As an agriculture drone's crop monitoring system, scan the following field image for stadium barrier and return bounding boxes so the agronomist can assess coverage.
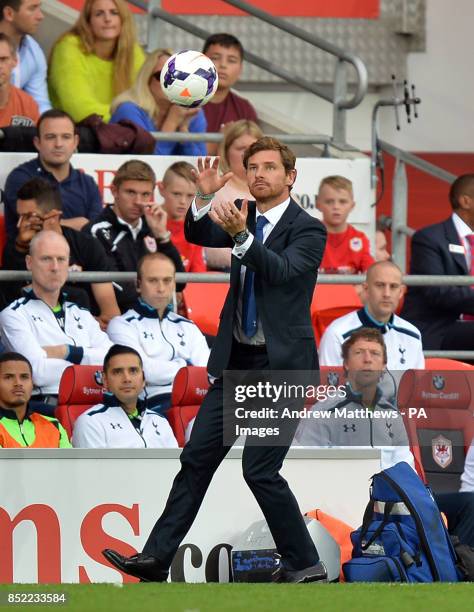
[0,448,379,584]
[0,270,472,360]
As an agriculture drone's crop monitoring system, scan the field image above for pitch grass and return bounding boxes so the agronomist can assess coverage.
[0,583,473,612]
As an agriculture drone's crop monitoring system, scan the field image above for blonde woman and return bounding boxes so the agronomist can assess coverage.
[48,0,145,122]
[205,119,263,270]
[110,48,207,156]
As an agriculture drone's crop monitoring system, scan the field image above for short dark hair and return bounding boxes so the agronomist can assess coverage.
[17,177,62,213]
[243,136,296,175]
[37,109,76,138]
[202,33,244,60]
[449,174,474,210]
[0,1,22,20]
[112,160,156,189]
[0,31,15,54]
[137,252,176,282]
[341,328,387,364]
[0,352,32,374]
[103,345,143,372]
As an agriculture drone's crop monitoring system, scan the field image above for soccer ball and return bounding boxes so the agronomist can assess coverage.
[160,50,219,108]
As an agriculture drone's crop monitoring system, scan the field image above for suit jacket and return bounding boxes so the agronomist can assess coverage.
[401,217,474,349]
[185,198,327,378]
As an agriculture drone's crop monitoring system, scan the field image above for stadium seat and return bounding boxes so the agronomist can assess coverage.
[182,281,228,336]
[425,358,474,370]
[168,366,209,447]
[55,365,104,438]
[311,284,362,344]
[398,369,474,492]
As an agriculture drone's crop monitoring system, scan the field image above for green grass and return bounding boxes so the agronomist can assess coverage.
[0,583,473,612]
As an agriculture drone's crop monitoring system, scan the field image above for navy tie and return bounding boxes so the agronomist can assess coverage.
[242,215,269,338]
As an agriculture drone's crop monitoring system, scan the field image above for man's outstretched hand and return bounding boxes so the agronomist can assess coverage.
[193,157,233,208]
[209,199,248,237]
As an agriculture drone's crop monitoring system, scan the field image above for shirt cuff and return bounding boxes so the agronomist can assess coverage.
[66,345,84,364]
[191,197,212,221]
[232,233,254,259]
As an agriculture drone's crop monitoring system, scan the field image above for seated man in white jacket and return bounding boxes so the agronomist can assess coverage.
[295,327,415,470]
[107,253,210,414]
[0,231,112,402]
[73,344,178,448]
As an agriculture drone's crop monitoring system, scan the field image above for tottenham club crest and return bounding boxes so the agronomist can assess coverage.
[432,434,453,468]
[432,375,445,391]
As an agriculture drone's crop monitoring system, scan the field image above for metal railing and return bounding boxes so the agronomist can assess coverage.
[3,272,474,286]
[1,270,473,360]
[378,139,457,272]
[134,0,368,144]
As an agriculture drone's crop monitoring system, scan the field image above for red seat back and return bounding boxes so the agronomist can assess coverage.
[56,365,104,438]
[311,284,362,343]
[398,369,474,491]
[182,281,228,336]
[168,366,209,446]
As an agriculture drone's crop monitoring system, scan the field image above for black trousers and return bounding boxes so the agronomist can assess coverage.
[142,342,319,571]
[435,491,474,547]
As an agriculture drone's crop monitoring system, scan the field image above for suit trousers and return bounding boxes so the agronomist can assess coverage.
[435,491,474,547]
[142,341,319,571]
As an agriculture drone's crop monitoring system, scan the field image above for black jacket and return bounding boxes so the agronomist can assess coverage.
[1,226,112,312]
[83,206,184,312]
[185,198,327,378]
[401,217,474,349]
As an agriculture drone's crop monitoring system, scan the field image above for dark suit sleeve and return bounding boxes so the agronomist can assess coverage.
[242,217,327,285]
[410,229,474,312]
[184,206,234,249]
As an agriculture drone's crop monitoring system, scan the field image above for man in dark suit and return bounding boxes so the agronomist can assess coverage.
[103,137,327,583]
[402,174,474,350]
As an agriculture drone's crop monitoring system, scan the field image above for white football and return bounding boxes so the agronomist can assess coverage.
[160,50,219,108]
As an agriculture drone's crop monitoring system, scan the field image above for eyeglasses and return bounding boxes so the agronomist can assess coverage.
[151,71,161,81]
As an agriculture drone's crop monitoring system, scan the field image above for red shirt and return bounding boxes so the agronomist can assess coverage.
[167,218,207,272]
[203,90,258,132]
[320,225,374,274]
[0,85,39,127]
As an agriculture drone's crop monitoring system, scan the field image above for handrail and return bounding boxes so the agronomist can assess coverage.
[377,140,457,271]
[131,0,368,143]
[2,271,474,285]
[148,131,332,146]
[378,140,456,184]
[221,0,368,110]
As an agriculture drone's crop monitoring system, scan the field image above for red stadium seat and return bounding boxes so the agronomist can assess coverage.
[168,366,209,447]
[425,358,474,371]
[55,365,104,438]
[311,284,362,343]
[182,281,228,336]
[398,369,474,491]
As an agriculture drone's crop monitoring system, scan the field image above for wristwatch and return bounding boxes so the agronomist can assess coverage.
[233,229,250,245]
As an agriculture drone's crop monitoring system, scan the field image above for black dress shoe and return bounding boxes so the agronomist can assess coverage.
[102,549,169,582]
[272,560,328,583]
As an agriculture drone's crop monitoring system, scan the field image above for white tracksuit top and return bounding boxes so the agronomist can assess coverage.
[72,396,178,448]
[107,300,210,398]
[0,290,112,395]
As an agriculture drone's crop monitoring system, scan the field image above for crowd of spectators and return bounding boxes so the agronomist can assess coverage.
[0,2,472,533]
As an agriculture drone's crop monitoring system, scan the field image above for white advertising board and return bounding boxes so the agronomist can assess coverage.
[0,448,380,584]
[0,153,374,239]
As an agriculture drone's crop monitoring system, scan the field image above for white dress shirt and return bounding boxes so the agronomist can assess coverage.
[191,196,291,344]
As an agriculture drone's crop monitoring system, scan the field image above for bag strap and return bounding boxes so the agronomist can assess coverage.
[360,501,394,551]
